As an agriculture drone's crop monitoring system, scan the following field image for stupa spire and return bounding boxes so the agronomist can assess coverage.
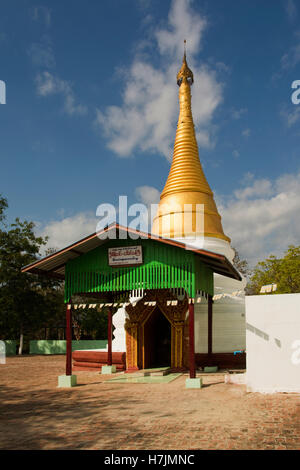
[152,44,230,242]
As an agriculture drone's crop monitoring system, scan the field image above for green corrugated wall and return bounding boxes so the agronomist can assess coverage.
[29,340,108,355]
[65,238,213,301]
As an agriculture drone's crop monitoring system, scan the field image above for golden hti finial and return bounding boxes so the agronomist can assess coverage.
[177,39,194,86]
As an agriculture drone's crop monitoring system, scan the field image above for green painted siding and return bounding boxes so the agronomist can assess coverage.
[3,340,17,356]
[29,340,108,355]
[194,260,214,297]
[65,238,214,301]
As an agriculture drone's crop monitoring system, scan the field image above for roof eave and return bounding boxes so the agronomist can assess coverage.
[21,223,242,282]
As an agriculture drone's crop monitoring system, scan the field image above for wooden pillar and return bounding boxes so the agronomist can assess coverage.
[208,294,213,359]
[66,304,72,376]
[107,309,112,366]
[188,302,196,379]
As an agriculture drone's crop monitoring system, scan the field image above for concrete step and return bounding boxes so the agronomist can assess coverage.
[142,367,171,377]
[125,367,172,377]
[149,368,171,377]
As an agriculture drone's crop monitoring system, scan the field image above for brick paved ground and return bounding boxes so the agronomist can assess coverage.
[0,355,299,450]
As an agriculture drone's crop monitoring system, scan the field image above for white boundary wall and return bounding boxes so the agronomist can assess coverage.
[195,295,246,353]
[246,294,300,393]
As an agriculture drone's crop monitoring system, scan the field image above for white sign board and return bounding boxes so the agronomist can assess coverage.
[108,246,143,266]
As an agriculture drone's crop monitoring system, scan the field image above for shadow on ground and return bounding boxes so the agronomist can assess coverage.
[0,383,146,450]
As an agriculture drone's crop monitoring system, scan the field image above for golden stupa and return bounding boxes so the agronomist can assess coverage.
[152,45,230,243]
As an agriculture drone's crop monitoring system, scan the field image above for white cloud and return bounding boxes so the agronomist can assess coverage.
[241,172,255,184]
[134,185,160,228]
[281,43,300,69]
[285,0,297,22]
[215,62,231,74]
[242,128,251,138]
[32,6,51,27]
[280,105,300,127]
[154,0,206,58]
[230,107,247,120]
[36,71,87,116]
[38,188,161,251]
[38,212,97,251]
[135,185,160,206]
[28,40,55,68]
[219,171,300,266]
[136,0,152,10]
[37,171,300,267]
[233,178,273,199]
[273,25,300,81]
[232,150,240,158]
[29,12,87,117]
[95,0,223,160]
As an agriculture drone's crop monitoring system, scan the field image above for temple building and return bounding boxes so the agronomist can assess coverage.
[22,49,246,383]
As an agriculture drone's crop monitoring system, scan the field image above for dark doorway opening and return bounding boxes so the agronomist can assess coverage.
[144,308,171,368]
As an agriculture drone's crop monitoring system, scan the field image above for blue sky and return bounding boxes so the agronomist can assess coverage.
[0,0,300,264]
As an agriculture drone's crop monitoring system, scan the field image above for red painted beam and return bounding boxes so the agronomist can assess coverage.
[189,302,196,379]
[107,309,112,366]
[208,295,213,358]
[66,304,72,376]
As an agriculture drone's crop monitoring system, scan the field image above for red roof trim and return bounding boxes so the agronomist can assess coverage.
[21,223,241,281]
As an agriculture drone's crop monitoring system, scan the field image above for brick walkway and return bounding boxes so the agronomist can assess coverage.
[0,356,299,450]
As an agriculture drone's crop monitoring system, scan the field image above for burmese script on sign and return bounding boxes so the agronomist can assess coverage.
[108,246,143,266]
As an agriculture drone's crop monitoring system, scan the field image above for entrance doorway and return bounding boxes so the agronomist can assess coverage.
[143,308,171,368]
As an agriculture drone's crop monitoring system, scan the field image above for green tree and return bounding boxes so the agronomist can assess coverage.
[0,194,8,224]
[232,247,250,277]
[0,199,62,353]
[80,308,108,340]
[247,245,300,295]
[70,295,108,340]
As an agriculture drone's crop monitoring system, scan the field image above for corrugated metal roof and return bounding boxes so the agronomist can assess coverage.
[21,223,241,281]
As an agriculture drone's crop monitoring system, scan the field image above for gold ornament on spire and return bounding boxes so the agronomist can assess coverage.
[177,40,194,86]
[152,44,230,242]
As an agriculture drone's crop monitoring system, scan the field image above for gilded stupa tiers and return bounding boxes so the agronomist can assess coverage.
[152,47,230,243]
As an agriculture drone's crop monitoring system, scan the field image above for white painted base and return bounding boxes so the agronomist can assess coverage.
[101,365,116,374]
[111,306,126,352]
[111,294,143,353]
[246,386,300,394]
[57,375,77,388]
[176,236,235,263]
[224,373,246,385]
[186,378,202,389]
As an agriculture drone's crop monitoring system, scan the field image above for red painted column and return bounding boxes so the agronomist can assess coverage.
[107,309,112,366]
[66,304,72,376]
[208,294,213,358]
[189,302,196,379]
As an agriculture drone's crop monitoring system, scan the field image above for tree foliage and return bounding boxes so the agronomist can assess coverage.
[0,195,108,350]
[247,245,300,295]
[0,197,63,352]
[0,194,8,225]
[232,247,250,277]
[71,306,108,341]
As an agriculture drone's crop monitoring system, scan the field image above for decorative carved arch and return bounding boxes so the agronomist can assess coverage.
[125,289,188,371]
